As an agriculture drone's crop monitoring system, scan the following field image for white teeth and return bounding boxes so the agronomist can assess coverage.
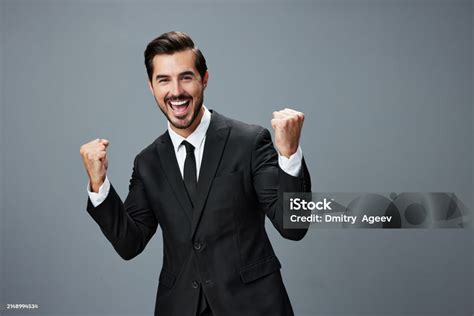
[169,99,189,106]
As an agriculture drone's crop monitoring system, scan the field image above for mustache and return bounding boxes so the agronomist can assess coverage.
[166,94,192,102]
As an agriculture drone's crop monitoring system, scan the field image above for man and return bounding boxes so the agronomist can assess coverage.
[80,31,311,316]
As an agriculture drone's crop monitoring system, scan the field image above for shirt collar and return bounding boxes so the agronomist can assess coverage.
[168,105,211,154]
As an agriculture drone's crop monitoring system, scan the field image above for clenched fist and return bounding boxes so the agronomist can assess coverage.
[80,138,109,193]
[271,108,304,158]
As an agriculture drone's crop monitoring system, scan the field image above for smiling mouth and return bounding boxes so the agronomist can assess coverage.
[168,98,191,117]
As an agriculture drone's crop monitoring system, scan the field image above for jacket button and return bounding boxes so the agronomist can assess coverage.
[192,281,200,289]
[193,242,202,251]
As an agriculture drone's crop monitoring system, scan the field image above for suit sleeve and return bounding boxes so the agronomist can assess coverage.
[251,128,312,241]
[86,155,158,260]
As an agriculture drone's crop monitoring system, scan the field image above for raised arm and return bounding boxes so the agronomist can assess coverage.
[80,139,158,260]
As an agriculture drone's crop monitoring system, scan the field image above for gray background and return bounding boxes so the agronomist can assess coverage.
[1,0,472,315]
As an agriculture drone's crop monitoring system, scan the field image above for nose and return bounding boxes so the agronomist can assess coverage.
[170,79,184,97]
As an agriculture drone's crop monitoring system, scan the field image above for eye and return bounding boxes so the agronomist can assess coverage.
[183,76,193,81]
[158,78,169,83]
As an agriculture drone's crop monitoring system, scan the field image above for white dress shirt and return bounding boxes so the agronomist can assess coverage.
[88,106,303,207]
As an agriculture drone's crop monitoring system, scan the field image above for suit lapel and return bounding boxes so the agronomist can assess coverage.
[190,110,230,239]
[155,131,193,222]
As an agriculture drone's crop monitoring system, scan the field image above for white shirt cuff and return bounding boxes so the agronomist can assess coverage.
[277,145,303,177]
[87,176,110,207]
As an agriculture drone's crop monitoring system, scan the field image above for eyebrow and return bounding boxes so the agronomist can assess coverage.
[155,71,196,81]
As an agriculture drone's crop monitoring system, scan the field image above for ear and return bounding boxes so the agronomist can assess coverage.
[147,79,154,95]
[202,70,209,89]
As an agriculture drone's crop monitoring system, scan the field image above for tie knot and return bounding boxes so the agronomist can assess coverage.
[181,140,195,154]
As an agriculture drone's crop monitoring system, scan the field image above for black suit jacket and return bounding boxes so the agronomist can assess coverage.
[87,110,311,316]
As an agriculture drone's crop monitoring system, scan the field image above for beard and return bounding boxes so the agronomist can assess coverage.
[156,91,204,130]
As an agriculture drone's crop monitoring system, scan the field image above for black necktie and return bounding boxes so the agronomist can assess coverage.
[182,140,197,206]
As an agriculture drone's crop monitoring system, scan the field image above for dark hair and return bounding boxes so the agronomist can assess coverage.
[144,31,207,82]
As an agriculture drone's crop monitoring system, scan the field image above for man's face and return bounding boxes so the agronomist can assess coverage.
[148,49,208,136]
